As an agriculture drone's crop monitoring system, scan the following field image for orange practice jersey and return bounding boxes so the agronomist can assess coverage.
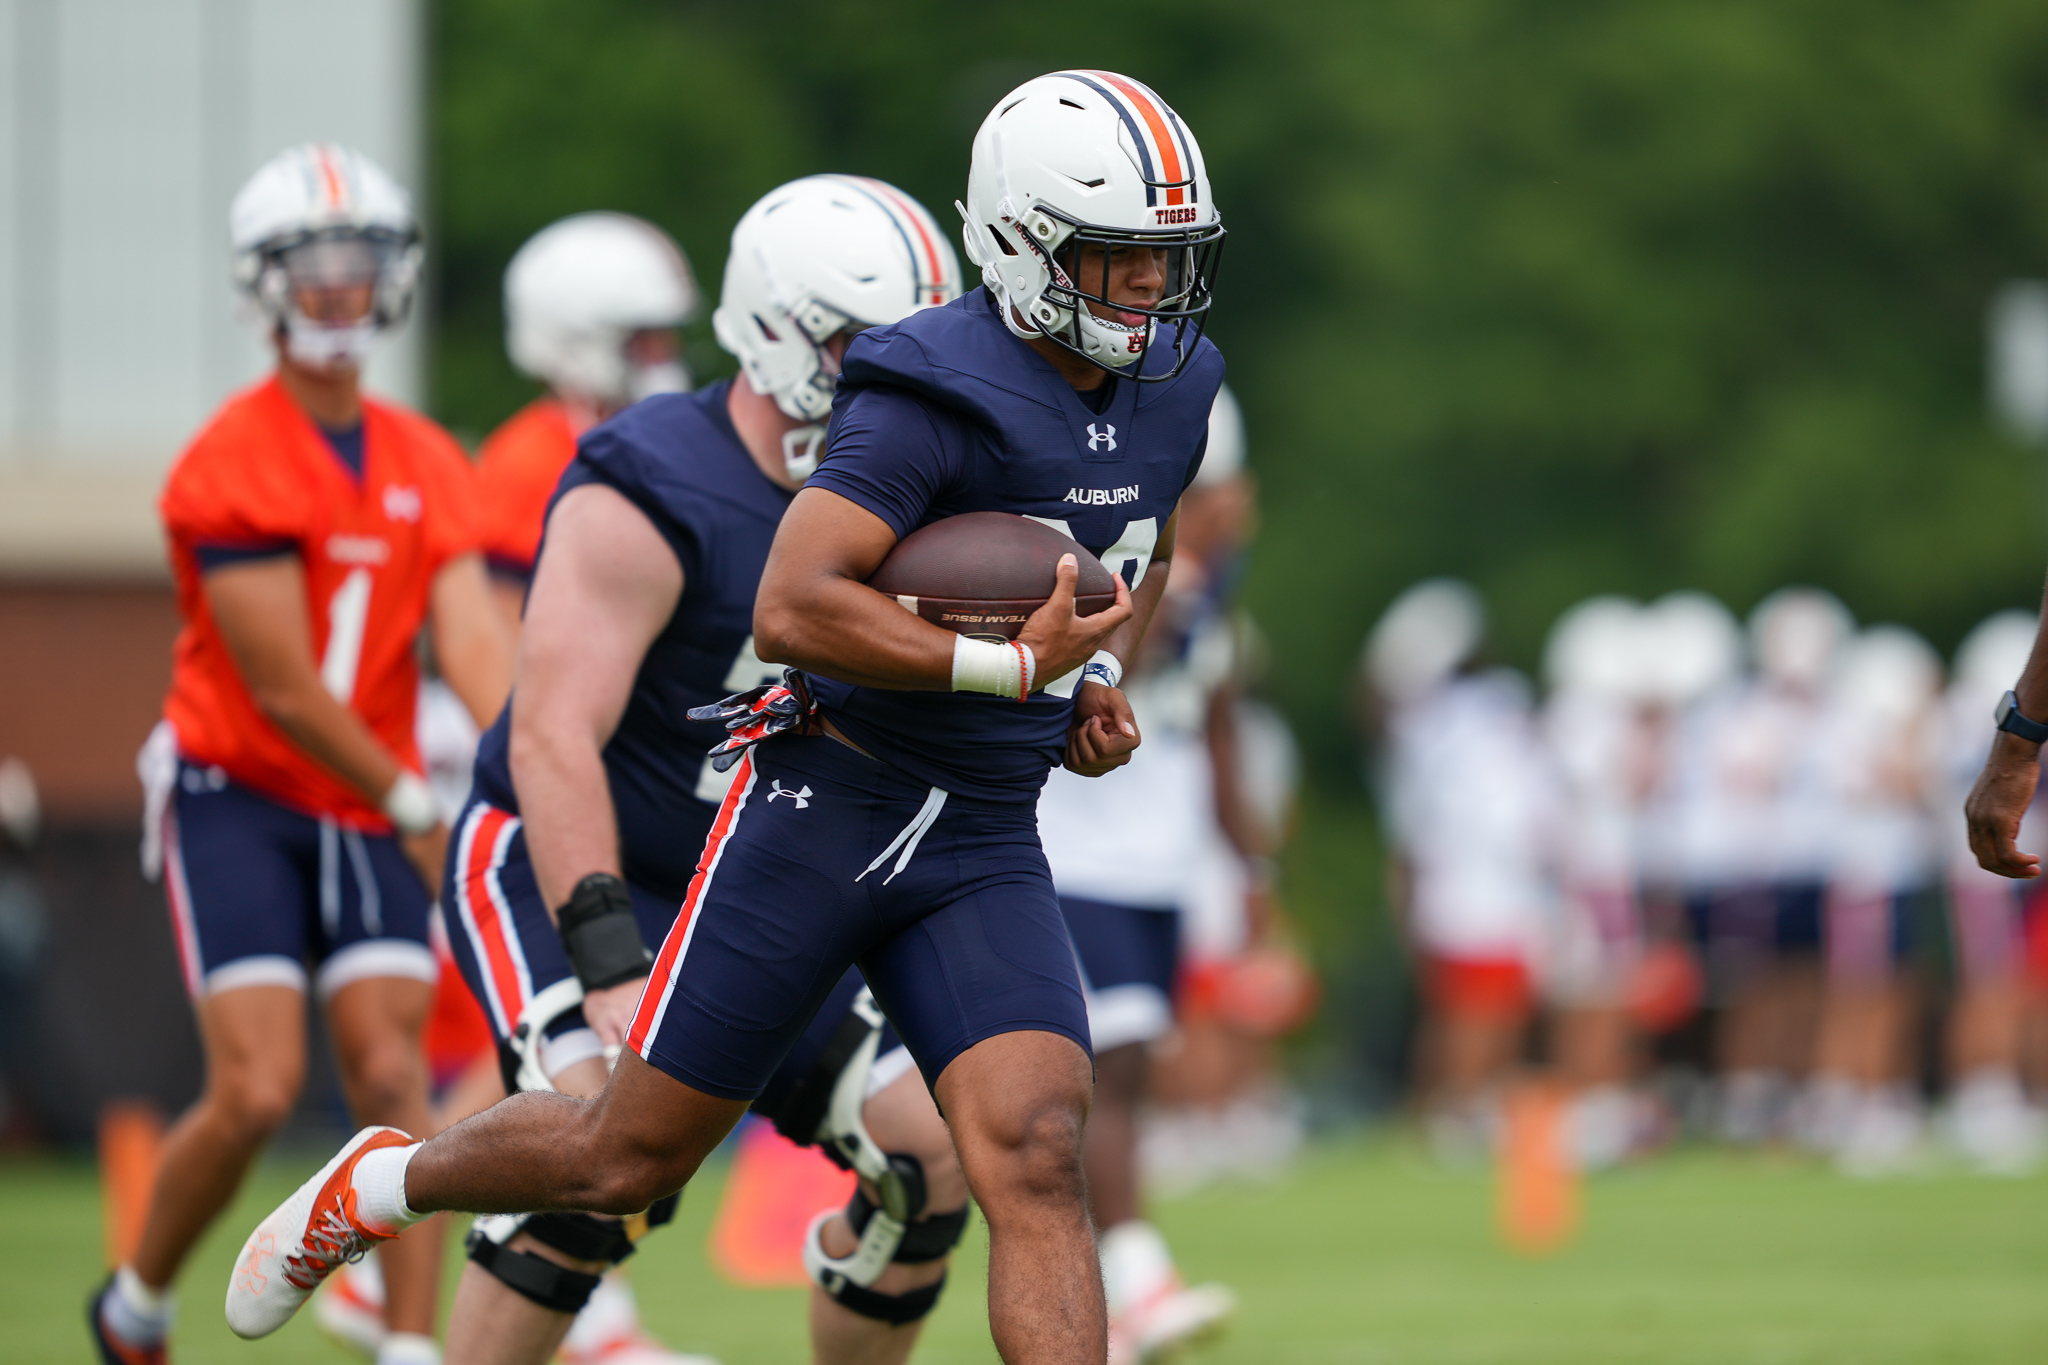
[474,398,579,576]
[160,375,482,829]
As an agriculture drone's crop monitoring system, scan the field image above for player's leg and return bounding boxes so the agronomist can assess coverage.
[311,824,446,1354]
[95,769,314,1363]
[806,1063,966,1365]
[857,800,1103,1365]
[1061,894,1232,1360]
[937,1031,1100,1364]
[435,800,707,1365]
[325,976,439,1343]
[742,966,964,1361]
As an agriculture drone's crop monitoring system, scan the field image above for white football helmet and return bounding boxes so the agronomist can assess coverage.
[1364,578,1485,704]
[713,175,961,481]
[505,212,699,409]
[959,70,1225,380]
[1750,586,1854,691]
[1545,596,1646,699]
[1955,609,2035,702]
[231,143,421,370]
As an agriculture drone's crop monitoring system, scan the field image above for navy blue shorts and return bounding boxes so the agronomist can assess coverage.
[444,790,907,1097]
[1061,895,1181,1051]
[162,760,434,999]
[626,734,1091,1100]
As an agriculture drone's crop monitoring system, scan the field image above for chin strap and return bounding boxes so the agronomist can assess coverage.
[782,424,825,483]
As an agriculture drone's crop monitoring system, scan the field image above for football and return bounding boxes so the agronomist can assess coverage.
[867,511,1118,641]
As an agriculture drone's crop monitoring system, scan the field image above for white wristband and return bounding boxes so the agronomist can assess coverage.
[1080,650,1123,690]
[382,771,438,836]
[951,635,1036,700]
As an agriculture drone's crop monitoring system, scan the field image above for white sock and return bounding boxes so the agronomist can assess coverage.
[1099,1220,1174,1316]
[102,1265,173,1345]
[376,1330,442,1365]
[350,1142,427,1233]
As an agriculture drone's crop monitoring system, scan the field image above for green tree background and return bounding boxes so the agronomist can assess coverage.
[430,0,2048,1092]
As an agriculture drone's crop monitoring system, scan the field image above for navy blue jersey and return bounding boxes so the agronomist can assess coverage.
[471,380,791,902]
[804,288,1224,803]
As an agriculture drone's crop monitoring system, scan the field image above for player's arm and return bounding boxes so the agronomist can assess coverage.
[1067,508,1179,777]
[753,485,1132,690]
[205,556,411,805]
[512,484,678,1045]
[427,551,514,729]
[510,482,681,915]
[1967,595,2048,877]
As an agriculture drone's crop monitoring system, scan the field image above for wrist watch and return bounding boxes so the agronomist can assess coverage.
[1996,690,2048,743]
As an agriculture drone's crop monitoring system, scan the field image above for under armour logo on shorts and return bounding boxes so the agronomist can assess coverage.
[1086,423,1117,452]
[767,779,812,808]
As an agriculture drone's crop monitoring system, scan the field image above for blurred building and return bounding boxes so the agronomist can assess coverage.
[0,0,422,1140]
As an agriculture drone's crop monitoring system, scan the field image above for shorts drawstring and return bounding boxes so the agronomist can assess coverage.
[856,787,948,885]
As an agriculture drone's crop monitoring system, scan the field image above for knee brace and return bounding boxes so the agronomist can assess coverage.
[499,977,594,1096]
[801,1155,969,1325]
[466,1195,679,1314]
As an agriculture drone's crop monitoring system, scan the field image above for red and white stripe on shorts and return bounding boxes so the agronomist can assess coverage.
[627,751,759,1059]
[450,802,532,1036]
[161,803,206,997]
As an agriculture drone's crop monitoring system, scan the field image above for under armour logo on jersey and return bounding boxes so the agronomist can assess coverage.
[767,779,812,808]
[382,484,423,523]
[1085,423,1117,452]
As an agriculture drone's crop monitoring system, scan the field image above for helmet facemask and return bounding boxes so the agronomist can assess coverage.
[254,226,420,371]
[1019,207,1224,378]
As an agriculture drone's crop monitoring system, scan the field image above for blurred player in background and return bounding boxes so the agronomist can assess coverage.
[318,207,706,1365]
[1689,589,1849,1145]
[474,212,699,635]
[427,177,970,1365]
[1368,580,1558,1161]
[1541,596,1660,1168]
[96,144,512,1365]
[1940,611,2045,1170]
[1036,386,1254,1361]
[1802,627,1941,1173]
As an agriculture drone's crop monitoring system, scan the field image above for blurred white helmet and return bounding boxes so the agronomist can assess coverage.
[1750,587,1853,690]
[1364,579,1484,704]
[1638,592,1741,707]
[1195,383,1245,487]
[505,213,698,409]
[1954,609,2036,700]
[958,70,1224,381]
[1833,625,1941,726]
[712,175,961,481]
[230,143,421,370]
[1545,596,1645,699]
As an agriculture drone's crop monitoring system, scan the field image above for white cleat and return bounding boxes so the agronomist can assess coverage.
[1112,1280,1238,1363]
[225,1126,414,1339]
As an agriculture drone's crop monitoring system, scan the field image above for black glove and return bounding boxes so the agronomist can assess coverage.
[555,873,651,992]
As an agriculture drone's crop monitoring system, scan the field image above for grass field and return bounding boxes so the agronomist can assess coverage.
[12,1134,2048,1364]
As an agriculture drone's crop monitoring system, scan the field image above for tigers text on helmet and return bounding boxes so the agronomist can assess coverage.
[712,175,962,482]
[230,143,421,371]
[959,71,1224,382]
[506,212,699,410]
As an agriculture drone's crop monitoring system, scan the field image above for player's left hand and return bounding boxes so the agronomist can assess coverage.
[1066,681,1140,777]
[1967,732,2044,878]
[400,823,451,895]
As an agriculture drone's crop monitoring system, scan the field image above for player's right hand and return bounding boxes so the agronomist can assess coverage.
[1967,732,2043,878]
[1019,553,1133,684]
[400,824,451,895]
[583,975,650,1047]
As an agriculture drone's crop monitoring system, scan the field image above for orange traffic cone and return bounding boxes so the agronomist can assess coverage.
[708,1119,857,1286]
[1498,1081,1579,1255]
[99,1101,165,1266]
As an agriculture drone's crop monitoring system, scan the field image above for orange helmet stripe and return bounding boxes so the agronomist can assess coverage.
[1083,71,1188,207]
